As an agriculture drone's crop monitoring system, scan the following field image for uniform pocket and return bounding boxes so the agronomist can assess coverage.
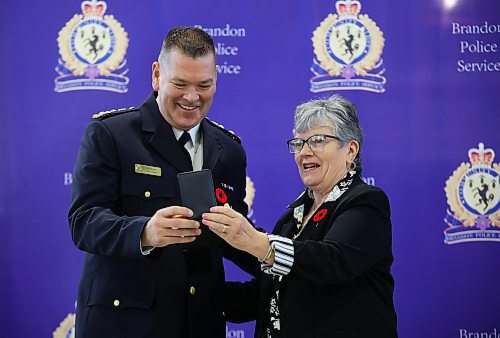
[121,174,174,216]
[83,277,157,337]
[87,276,157,310]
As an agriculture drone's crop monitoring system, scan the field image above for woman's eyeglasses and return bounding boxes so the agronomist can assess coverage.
[287,134,341,153]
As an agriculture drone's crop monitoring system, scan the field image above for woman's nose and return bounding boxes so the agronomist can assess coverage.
[299,142,313,155]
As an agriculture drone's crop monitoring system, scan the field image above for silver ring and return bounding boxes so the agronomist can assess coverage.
[221,225,227,234]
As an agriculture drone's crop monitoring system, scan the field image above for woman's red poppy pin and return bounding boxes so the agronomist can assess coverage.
[313,209,328,222]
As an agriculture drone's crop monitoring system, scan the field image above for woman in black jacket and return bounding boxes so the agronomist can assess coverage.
[203,95,398,338]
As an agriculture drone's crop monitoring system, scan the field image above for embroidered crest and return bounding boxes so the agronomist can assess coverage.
[54,0,129,93]
[444,142,500,244]
[310,0,386,93]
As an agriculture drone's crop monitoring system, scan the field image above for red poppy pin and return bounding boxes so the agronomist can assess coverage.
[313,209,328,222]
[215,188,228,204]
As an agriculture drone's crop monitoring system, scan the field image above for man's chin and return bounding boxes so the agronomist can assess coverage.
[176,119,201,130]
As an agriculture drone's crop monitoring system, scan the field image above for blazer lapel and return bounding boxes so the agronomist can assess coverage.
[201,119,223,170]
[140,93,191,172]
[278,218,298,238]
[275,194,307,238]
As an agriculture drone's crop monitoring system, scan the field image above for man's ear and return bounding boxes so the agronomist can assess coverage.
[152,61,160,91]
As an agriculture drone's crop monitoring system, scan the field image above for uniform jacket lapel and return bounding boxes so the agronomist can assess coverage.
[201,119,223,170]
[140,93,191,172]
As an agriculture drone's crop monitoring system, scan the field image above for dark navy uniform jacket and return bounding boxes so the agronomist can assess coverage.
[69,92,258,338]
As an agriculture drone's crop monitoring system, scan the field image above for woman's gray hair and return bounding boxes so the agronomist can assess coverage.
[292,94,363,174]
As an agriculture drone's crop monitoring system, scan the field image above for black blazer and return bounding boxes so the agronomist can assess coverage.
[69,93,258,338]
[225,175,398,338]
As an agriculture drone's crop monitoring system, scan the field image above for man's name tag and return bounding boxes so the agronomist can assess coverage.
[135,164,162,177]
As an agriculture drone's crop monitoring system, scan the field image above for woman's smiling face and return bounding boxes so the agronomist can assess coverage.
[294,126,351,194]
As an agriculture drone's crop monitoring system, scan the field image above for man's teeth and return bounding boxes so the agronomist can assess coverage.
[179,104,197,110]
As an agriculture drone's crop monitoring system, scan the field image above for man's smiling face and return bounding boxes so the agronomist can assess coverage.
[152,49,217,130]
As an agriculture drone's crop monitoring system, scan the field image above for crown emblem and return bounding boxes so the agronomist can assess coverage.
[444,142,500,244]
[468,142,495,167]
[81,0,107,17]
[336,0,361,16]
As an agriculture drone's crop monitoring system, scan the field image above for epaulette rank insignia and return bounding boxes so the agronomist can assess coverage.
[206,118,241,143]
[92,106,137,120]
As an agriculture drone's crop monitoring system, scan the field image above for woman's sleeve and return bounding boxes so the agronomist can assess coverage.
[260,234,294,276]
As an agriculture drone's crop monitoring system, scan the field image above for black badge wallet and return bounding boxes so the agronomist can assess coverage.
[178,169,217,253]
[177,169,217,221]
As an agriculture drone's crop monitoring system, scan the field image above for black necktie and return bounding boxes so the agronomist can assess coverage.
[178,131,193,171]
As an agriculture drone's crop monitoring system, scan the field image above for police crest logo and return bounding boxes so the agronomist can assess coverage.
[310,0,386,93]
[54,0,129,93]
[444,143,500,244]
[245,175,257,222]
[52,313,75,338]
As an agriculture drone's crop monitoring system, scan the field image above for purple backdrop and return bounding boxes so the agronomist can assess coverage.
[1,0,499,337]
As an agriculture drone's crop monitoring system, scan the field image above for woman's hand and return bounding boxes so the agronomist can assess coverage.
[202,204,270,260]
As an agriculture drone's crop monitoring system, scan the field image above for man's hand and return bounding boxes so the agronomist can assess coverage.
[141,206,201,247]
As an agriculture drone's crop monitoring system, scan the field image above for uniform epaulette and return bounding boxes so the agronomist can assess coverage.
[92,106,139,120]
[205,118,241,144]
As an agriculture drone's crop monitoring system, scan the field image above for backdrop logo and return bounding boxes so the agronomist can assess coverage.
[52,313,75,338]
[310,0,386,93]
[245,176,256,222]
[444,142,500,244]
[54,0,129,93]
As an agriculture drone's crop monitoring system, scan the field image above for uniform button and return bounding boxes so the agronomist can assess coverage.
[144,191,151,198]
[113,299,120,307]
[189,286,196,295]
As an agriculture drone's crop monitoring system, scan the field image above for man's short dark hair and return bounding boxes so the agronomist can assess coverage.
[160,26,215,60]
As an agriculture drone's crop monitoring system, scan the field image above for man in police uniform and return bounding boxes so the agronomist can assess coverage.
[69,26,257,338]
